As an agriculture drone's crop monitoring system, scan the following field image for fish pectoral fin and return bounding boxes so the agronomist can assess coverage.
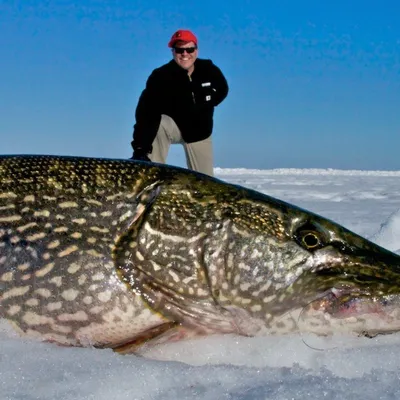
[111,321,179,355]
[137,277,239,335]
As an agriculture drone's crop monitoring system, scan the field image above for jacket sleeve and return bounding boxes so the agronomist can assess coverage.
[131,70,163,153]
[209,61,229,107]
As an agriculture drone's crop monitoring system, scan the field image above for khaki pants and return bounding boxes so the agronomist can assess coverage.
[149,114,214,176]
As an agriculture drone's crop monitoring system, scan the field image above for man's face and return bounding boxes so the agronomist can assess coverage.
[172,41,198,73]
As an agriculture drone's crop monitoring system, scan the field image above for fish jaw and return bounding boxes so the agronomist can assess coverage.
[291,240,400,337]
[296,291,400,337]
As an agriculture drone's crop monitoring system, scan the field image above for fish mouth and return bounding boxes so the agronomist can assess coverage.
[310,288,394,317]
[311,261,400,308]
[297,262,400,337]
[302,287,400,337]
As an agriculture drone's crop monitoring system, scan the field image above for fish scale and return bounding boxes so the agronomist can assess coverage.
[0,155,170,349]
[2,155,400,353]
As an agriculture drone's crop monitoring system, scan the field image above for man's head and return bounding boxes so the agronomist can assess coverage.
[168,29,198,74]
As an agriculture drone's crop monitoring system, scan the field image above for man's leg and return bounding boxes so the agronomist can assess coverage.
[149,115,181,163]
[183,137,214,176]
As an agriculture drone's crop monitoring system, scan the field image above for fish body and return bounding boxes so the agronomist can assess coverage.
[1,155,400,352]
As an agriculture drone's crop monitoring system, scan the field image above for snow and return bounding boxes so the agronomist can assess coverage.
[2,167,400,400]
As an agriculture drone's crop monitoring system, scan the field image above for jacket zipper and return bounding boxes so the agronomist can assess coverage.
[188,75,196,104]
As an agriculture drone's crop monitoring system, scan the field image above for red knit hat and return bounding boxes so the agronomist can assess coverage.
[168,29,198,48]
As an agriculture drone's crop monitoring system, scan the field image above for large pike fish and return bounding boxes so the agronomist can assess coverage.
[1,155,400,353]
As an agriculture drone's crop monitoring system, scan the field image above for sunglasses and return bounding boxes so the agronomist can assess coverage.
[173,47,197,54]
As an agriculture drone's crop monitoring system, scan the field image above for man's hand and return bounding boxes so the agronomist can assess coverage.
[131,148,151,162]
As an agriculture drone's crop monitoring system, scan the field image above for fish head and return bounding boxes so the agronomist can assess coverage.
[282,213,400,337]
[117,172,400,339]
[202,186,400,338]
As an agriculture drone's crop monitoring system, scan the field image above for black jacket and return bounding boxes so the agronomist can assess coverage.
[131,58,229,153]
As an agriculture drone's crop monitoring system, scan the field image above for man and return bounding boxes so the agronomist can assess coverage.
[130,29,229,176]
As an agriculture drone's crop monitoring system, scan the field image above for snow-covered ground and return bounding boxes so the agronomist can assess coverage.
[2,167,400,400]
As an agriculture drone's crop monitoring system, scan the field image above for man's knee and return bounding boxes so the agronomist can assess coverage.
[158,115,182,143]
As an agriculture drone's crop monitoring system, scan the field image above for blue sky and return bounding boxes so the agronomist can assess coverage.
[1,0,399,170]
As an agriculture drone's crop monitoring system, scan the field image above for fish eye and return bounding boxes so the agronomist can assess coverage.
[294,223,325,250]
[301,232,321,249]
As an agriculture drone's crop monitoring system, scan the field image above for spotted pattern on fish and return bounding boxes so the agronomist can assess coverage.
[0,156,171,348]
[2,155,400,352]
